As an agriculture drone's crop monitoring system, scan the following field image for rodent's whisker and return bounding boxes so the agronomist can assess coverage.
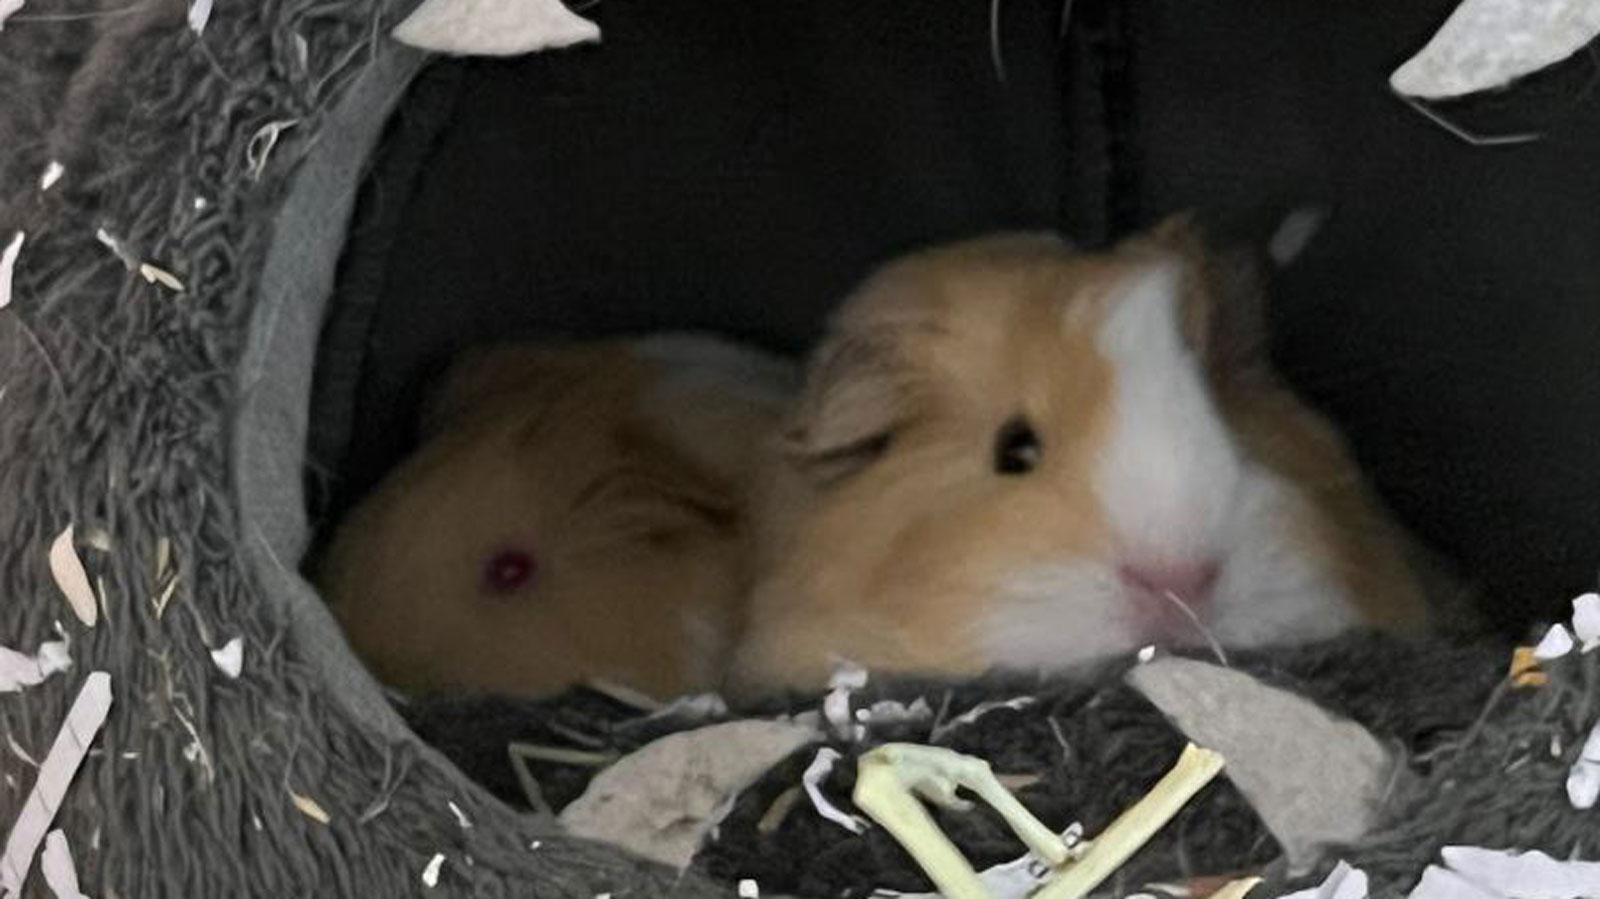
[1162,590,1230,667]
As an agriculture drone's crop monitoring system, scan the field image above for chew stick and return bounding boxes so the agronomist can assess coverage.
[1035,743,1225,899]
[854,752,990,899]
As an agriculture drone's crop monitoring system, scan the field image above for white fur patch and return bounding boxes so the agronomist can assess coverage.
[1092,263,1240,563]
[1203,466,1363,647]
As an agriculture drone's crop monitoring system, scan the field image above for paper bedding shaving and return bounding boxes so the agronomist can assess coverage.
[404,628,1600,897]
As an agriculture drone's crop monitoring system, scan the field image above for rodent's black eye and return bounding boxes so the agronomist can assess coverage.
[993,416,1041,475]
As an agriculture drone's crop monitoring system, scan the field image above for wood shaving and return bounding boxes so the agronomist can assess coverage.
[151,575,179,620]
[756,786,802,835]
[288,790,331,825]
[1509,647,1548,688]
[48,525,97,628]
[5,735,38,768]
[155,537,172,582]
[137,263,185,293]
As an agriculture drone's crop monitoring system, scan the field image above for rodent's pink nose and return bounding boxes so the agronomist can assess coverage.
[1117,559,1221,605]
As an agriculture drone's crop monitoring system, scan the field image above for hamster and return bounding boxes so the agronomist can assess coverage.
[318,334,796,701]
[724,216,1431,697]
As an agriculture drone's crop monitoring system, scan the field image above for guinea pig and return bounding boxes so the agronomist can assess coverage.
[317,334,796,701]
[724,216,1432,697]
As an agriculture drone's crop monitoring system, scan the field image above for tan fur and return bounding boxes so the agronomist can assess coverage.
[726,223,1430,696]
[318,340,776,701]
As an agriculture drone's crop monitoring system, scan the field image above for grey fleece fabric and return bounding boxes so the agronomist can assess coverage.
[0,2,1595,899]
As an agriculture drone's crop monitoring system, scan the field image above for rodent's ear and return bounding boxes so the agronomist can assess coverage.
[1147,210,1206,252]
[1128,211,1274,380]
[781,332,915,482]
[1196,244,1273,380]
[1265,207,1328,268]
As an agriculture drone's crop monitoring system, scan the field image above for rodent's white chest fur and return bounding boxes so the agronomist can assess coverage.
[978,264,1361,668]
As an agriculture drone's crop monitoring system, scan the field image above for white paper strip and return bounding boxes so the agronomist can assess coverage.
[802,748,866,834]
[39,830,88,899]
[0,0,23,32]
[1277,861,1368,899]
[1439,845,1600,897]
[1405,864,1500,899]
[1566,719,1600,810]
[209,638,243,679]
[0,671,114,898]
[39,162,64,192]
[0,231,22,311]
[187,0,212,34]
[0,640,71,693]
[1571,593,1600,651]
[1534,624,1574,660]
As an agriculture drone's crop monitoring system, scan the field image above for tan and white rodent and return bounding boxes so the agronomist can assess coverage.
[724,216,1431,696]
[318,334,796,701]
